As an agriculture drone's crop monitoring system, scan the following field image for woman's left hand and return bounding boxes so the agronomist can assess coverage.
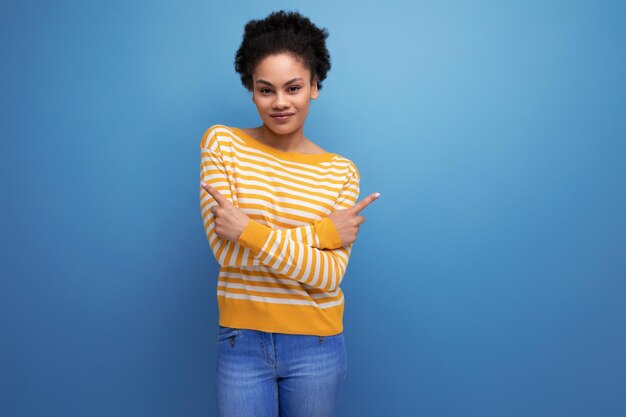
[201,182,251,242]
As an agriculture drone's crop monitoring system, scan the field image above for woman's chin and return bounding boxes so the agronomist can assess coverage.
[263,121,300,136]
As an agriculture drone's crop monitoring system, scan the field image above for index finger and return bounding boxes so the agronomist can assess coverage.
[350,192,381,214]
[201,182,229,206]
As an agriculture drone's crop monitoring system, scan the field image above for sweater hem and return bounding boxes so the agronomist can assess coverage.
[217,294,344,336]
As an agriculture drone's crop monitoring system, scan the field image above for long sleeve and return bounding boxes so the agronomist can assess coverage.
[281,217,343,250]
[236,215,357,292]
[280,183,358,250]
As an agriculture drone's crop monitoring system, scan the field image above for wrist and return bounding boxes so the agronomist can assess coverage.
[236,218,249,241]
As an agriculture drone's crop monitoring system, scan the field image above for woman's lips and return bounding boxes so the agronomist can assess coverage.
[270,113,294,122]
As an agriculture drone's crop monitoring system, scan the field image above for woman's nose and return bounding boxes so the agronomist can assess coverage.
[272,92,289,108]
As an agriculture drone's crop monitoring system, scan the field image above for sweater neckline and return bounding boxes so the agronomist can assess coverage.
[229,126,336,164]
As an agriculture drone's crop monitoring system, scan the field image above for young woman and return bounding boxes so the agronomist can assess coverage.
[199,10,380,417]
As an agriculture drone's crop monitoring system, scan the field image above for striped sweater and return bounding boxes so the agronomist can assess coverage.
[199,124,360,336]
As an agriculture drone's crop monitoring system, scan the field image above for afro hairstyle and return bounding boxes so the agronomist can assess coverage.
[234,10,331,92]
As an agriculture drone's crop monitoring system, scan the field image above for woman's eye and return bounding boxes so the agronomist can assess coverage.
[288,86,301,92]
[260,88,273,94]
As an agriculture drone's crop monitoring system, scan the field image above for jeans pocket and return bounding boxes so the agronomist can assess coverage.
[217,326,242,342]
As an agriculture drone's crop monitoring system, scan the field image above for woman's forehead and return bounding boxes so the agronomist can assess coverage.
[253,53,310,80]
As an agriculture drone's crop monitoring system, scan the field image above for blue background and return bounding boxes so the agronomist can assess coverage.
[2,1,625,416]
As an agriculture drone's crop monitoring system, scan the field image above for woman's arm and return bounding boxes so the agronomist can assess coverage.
[282,218,343,250]
[200,145,360,292]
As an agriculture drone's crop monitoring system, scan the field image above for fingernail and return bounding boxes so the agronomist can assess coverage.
[374,192,381,198]
[201,181,206,187]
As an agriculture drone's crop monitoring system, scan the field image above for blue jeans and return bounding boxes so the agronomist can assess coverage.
[215,326,348,417]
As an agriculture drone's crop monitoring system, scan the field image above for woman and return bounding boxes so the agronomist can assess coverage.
[199,10,380,417]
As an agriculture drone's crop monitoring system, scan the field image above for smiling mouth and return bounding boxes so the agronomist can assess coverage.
[270,113,294,121]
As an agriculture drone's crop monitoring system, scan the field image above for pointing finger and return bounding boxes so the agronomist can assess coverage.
[201,182,229,206]
[350,192,381,214]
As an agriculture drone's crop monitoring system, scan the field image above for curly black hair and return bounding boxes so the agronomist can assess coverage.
[234,10,331,92]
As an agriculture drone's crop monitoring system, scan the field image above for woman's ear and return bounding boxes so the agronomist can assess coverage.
[311,75,319,100]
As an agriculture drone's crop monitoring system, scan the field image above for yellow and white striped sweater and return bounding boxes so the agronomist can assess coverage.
[199,124,360,336]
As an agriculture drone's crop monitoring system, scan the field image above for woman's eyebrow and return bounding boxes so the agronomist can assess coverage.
[255,77,303,87]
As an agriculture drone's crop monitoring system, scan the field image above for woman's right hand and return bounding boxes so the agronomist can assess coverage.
[327,192,381,245]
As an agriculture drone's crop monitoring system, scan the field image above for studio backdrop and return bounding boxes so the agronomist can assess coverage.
[2,1,625,416]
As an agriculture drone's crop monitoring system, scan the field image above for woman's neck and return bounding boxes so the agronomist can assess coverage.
[255,124,307,153]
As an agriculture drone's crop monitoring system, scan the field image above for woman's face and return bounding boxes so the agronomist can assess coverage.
[251,53,318,135]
